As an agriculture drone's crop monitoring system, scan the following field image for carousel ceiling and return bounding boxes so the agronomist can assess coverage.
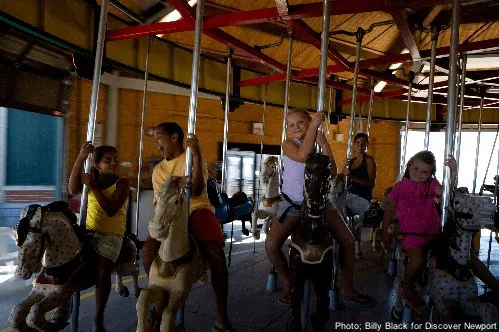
[105,0,499,107]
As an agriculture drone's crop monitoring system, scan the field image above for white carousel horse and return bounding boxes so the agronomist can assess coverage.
[391,192,499,324]
[8,201,140,332]
[251,156,281,238]
[329,174,370,258]
[136,176,206,332]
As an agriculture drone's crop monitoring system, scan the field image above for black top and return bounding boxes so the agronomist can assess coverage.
[347,155,372,201]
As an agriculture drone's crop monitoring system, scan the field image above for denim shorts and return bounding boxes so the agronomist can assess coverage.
[277,195,337,220]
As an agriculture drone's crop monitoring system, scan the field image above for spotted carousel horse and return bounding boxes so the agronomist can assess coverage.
[252,156,281,238]
[8,201,140,332]
[391,192,499,324]
[136,176,206,332]
[287,153,333,332]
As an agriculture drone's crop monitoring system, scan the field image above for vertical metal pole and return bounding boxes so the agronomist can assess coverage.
[134,36,152,237]
[472,88,485,195]
[487,150,499,270]
[316,0,330,136]
[279,29,293,185]
[179,0,204,327]
[72,1,109,331]
[346,28,364,160]
[400,72,414,175]
[455,54,467,186]
[441,0,461,228]
[424,26,438,150]
[221,47,232,192]
[366,79,375,139]
[326,87,333,140]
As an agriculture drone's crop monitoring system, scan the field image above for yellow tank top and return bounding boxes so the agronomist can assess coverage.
[86,181,127,236]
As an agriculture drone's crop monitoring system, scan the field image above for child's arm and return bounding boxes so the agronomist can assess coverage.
[434,156,457,197]
[69,142,94,195]
[282,113,324,163]
[316,132,337,178]
[186,135,205,197]
[470,252,499,292]
[83,176,130,217]
[381,197,397,244]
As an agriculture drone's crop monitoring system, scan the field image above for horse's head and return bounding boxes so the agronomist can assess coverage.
[149,176,187,241]
[15,205,44,279]
[262,156,279,185]
[303,153,331,218]
[452,193,496,231]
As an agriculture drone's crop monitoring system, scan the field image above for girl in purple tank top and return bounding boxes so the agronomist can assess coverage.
[266,108,376,307]
[382,150,457,317]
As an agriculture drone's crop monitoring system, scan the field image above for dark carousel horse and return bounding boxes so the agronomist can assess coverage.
[287,153,333,332]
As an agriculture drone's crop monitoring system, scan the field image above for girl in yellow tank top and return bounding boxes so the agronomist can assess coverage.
[68,142,130,332]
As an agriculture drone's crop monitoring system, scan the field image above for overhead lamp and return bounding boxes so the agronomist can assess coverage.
[156,0,198,38]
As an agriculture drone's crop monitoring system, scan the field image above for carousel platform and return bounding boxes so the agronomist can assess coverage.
[0,222,497,332]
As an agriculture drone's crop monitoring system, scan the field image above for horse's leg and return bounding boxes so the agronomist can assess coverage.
[8,290,44,330]
[27,291,65,331]
[160,288,188,332]
[288,252,305,332]
[48,296,71,325]
[391,254,405,321]
[131,262,142,298]
[311,256,333,332]
[136,285,166,332]
[115,270,129,297]
[461,298,499,324]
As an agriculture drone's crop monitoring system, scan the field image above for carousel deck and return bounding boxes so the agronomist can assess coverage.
[0,222,497,332]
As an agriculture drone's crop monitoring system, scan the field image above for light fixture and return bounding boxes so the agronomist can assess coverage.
[156,0,198,38]
[373,49,409,93]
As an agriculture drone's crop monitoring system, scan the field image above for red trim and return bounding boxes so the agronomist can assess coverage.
[107,0,463,41]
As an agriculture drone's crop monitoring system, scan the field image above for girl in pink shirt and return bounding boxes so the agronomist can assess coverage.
[382,151,456,316]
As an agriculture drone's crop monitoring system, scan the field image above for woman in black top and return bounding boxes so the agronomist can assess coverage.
[342,133,377,258]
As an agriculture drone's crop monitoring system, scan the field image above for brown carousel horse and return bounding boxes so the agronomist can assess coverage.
[287,153,333,332]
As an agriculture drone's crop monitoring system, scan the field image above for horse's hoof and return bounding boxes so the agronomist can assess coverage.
[118,286,130,297]
[242,228,250,236]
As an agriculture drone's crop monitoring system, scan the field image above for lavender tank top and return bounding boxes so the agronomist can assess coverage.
[282,139,305,202]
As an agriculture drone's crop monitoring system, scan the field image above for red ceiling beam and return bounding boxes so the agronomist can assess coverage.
[165,0,288,74]
[107,0,468,41]
[391,10,421,60]
[238,37,499,87]
[237,73,288,87]
[289,20,350,69]
[167,0,196,21]
[204,30,287,73]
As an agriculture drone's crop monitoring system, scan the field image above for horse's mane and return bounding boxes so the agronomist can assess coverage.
[149,176,186,241]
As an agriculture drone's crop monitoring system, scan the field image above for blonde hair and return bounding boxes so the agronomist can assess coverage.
[287,108,312,122]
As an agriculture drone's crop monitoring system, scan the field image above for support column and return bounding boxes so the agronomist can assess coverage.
[0,107,7,202]
[106,71,120,147]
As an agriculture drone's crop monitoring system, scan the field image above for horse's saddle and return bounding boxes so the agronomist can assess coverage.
[434,254,473,283]
[155,237,196,279]
[290,233,333,264]
[262,195,281,207]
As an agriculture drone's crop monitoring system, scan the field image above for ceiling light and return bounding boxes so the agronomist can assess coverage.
[374,81,387,93]
[156,0,197,38]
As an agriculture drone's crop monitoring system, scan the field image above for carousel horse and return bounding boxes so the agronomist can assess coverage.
[391,192,499,324]
[252,156,281,238]
[136,176,206,332]
[287,153,333,332]
[329,174,370,258]
[207,176,253,235]
[8,201,140,332]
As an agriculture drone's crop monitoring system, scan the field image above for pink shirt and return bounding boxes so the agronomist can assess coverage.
[389,178,442,249]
